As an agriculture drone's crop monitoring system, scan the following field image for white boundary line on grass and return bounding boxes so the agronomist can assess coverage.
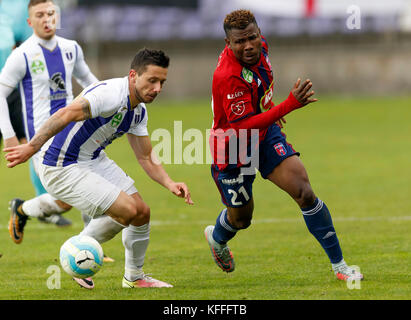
[1,215,410,229]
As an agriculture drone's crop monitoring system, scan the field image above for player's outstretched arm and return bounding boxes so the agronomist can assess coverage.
[230,78,317,131]
[3,97,92,168]
[127,134,194,205]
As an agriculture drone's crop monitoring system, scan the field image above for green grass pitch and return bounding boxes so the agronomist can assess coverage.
[0,95,410,300]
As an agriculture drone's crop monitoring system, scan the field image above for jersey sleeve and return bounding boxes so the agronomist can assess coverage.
[0,48,26,89]
[81,82,119,118]
[128,105,148,136]
[218,75,254,125]
[72,42,99,88]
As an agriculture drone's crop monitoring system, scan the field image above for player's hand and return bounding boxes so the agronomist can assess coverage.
[276,117,286,129]
[291,78,318,106]
[4,136,19,149]
[3,143,36,168]
[168,182,194,205]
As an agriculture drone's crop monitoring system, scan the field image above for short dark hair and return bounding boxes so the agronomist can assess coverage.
[130,48,170,75]
[223,9,258,36]
[28,0,54,10]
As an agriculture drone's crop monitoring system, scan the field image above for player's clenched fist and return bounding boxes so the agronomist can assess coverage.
[291,78,318,107]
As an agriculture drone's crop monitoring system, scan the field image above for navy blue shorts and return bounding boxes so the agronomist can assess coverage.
[211,124,299,208]
[258,123,300,179]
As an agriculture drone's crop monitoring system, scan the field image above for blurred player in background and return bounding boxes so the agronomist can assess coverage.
[0,0,114,281]
[0,2,27,152]
[4,48,194,289]
[0,0,74,227]
[205,9,363,282]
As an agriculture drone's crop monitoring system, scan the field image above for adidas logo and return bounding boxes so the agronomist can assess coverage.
[322,231,336,240]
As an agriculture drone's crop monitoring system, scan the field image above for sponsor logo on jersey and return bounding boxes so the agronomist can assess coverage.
[110,113,123,128]
[227,91,244,100]
[49,92,68,101]
[31,60,45,74]
[49,72,66,91]
[274,142,287,156]
[222,174,244,185]
[231,101,245,116]
[242,67,253,83]
[260,81,274,113]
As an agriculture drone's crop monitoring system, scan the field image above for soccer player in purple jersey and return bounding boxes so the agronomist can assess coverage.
[4,48,194,289]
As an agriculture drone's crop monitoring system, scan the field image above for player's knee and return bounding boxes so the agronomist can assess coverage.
[136,202,150,223]
[233,217,252,230]
[127,201,150,226]
[229,214,252,230]
[122,200,139,226]
[295,184,316,208]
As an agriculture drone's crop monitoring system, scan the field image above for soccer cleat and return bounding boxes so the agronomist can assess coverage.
[333,262,364,281]
[103,254,115,263]
[122,275,173,288]
[8,198,28,244]
[204,225,235,273]
[73,277,94,289]
[38,214,72,227]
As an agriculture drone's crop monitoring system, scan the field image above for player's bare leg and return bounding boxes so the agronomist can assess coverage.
[267,155,363,281]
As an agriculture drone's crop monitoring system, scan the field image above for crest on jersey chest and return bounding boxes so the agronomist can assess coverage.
[30,60,45,75]
[65,51,73,61]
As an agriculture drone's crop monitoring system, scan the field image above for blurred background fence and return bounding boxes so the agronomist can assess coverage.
[53,0,411,99]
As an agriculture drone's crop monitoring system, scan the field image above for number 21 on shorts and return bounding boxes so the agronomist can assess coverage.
[228,186,250,206]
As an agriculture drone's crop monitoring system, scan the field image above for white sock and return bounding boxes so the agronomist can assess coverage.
[80,215,126,244]
[21,194,65,218]
[122,223,150,281]
[81,212,92,228]
[332,258,346,271]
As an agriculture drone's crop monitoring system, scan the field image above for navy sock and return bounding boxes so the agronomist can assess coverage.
[212,209,238,244]
[302,198,343,264]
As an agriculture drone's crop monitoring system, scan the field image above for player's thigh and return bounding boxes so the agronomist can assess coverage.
[266,155,316,205]
[104,191,136,226]
[105,192,150,227]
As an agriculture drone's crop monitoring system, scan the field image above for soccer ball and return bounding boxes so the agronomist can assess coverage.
[59,235,104,279]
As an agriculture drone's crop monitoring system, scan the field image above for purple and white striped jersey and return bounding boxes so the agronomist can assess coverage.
[40,77,148,167]
[0,34,97,141]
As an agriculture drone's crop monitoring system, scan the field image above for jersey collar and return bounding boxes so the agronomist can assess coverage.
[34,33,57,52]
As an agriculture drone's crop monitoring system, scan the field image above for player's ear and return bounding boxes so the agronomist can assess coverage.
[27,18,33,28]
[129,69,137,79]
[224,37,231,48]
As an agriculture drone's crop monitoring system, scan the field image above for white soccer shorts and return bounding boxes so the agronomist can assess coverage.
[38,154,137,218]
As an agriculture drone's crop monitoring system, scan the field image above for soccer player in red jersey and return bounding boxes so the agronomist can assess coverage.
[205,9,363,282]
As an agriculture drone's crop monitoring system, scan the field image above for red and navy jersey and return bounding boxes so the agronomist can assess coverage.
[210,36,275,170]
